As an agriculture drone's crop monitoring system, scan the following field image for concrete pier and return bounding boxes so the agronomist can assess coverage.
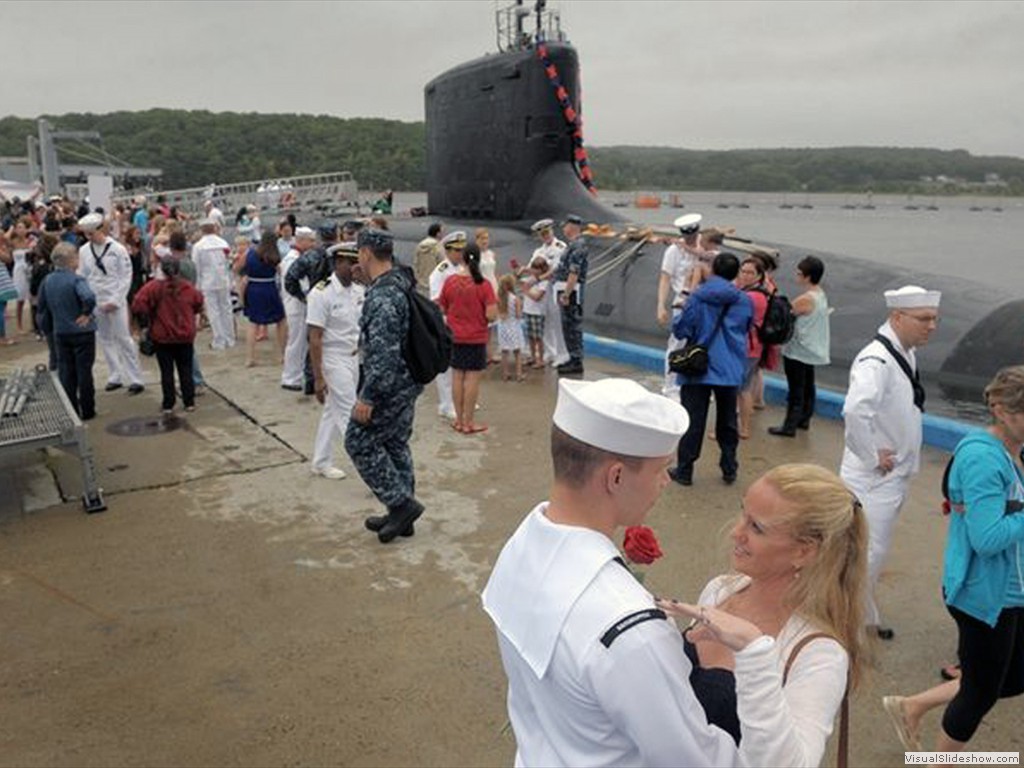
[1,329,1020,767]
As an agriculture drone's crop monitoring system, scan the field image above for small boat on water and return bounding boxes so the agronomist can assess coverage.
[634,194,661,209]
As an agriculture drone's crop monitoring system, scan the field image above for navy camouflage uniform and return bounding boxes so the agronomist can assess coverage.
[344,267,424,508]
[554,236,589,367]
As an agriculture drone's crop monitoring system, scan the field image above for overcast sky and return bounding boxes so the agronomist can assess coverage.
[2,0,1021,157]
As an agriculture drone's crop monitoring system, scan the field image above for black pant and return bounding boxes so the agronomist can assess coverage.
[782,356,816,429]
[560,303,584,365]
[56,332,96,419]
[942,604,1024,742]
[155,342,195,410]
[676,384,739,479]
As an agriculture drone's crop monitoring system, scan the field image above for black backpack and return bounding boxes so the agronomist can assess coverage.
[758,288,796,346]
[401,276,453,385]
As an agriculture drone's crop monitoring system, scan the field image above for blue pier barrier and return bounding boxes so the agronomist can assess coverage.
[584,333,973,453]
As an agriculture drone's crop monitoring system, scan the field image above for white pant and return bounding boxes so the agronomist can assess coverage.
[205,287,235,349]
[311,351,358,470]
[281,309,307,387]
[663,308,686,399]
[841,468,910,627]
[436,368,454,416]
[543,289,569,367]
[96,304,143,386]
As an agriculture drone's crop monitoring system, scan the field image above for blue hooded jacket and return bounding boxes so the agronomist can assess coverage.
[672,275,752,387]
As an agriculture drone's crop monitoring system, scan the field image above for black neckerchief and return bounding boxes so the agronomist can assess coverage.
[89,241,112,276]
[873,333,925,411]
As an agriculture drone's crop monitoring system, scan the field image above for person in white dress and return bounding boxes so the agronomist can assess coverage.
[279,227,317,390]
[307,242,364,480]
[840,285,941,640]
[529,218,568,367]
[76,213,145,394]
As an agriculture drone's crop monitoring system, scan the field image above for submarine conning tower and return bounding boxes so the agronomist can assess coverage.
[424,1,626,225]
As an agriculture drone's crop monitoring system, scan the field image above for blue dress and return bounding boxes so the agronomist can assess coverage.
[241,249,285,324]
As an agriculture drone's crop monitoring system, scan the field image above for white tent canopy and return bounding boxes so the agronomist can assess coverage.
[0,179,43,203]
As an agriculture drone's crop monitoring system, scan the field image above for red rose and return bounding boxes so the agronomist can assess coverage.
[622,525,663,565]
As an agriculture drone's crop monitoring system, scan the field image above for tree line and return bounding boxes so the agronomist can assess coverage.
[1,110,1022,195]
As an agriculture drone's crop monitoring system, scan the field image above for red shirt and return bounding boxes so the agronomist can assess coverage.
[744,287,768,360]
[438,274,496,344]
[131,278,204,344]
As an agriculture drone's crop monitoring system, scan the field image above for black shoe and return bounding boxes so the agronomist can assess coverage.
[281,384,303,392]
[304,383,315,396]
[667,467,692,486]
[722,472,737,485]
[556,362,583,376]
[364,514,414,537]
[768,426,797,437]
[875,626,895,641]
[796,421,810,431]
[104,382,123,392]
[127,383,145,395]
[378,499,424,543]
[81,411,96,421]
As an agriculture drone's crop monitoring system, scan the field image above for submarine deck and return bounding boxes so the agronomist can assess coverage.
[1,330,1020,767]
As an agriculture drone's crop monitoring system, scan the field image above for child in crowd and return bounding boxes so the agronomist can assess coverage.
[496,274,526,382]
[519,256,549,368]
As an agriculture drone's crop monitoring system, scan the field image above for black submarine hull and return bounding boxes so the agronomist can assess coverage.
[413,38,1013,415]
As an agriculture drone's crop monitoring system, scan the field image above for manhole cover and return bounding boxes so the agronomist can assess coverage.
[105,415,185,437]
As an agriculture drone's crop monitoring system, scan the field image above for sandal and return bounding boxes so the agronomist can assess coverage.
[882,695,921,751]
[940,663,961,681]
[452,422,464,433]
[464,424,489,434]
[516,374,527,382]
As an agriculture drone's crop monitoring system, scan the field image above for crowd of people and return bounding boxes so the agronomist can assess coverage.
[3,192,1022,765]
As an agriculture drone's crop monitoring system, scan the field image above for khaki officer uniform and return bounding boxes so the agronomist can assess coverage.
[307,272,364,474]
[841,286,940,629]
[483,378,800,767]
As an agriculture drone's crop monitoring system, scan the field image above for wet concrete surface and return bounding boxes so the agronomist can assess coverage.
[1,326,1021,767]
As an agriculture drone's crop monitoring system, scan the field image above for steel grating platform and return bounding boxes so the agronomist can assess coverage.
[0,367,106,513]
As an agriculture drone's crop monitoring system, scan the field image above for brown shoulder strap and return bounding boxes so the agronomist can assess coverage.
[783,632,849,768]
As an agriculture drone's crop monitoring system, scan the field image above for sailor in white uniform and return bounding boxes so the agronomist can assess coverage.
[307,242,364,480]
[192,217,234,350]
[429,231,466,420]
[658,213,703,398]
[482,378,802,767]
[530,219,569,367]
[840,285,941,639]
[76,213,145,394]
[280,227,317,390]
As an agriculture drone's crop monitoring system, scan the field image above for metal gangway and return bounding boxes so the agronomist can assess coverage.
[111,171,359,221]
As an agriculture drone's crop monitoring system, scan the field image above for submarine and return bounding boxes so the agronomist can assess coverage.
[383,0,1020,415]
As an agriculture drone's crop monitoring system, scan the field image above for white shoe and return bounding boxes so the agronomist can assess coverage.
[438,408,456,420]
[311,466,347,480]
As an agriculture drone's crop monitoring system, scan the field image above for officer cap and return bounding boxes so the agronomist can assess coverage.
[442,231,468,250]
[327,241,360,260]
[562,214,584,226]
[531,218,555,233]
[673,213,703,235]
[554,378,689,458]
[357,228,393,257]
[78,213,104,232]
[884,285,941,309]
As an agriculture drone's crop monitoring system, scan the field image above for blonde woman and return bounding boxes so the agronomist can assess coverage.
[659,463,866,766]
[476,227,500,363]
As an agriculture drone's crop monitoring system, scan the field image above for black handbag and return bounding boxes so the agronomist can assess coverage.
[668,305,729,377]
[138,327,156,357]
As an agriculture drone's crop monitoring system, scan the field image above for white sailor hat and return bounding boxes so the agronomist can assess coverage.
[199,216,219,227]
[78,213,104,232]
[673,213,703,234]
[531,218,555,233]
[442,231,467,250]
[294,226,316,239]
[553,379,689,458]
[884,285,941,309]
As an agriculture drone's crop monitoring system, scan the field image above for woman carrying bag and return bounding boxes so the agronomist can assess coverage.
[131,257,204,415]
